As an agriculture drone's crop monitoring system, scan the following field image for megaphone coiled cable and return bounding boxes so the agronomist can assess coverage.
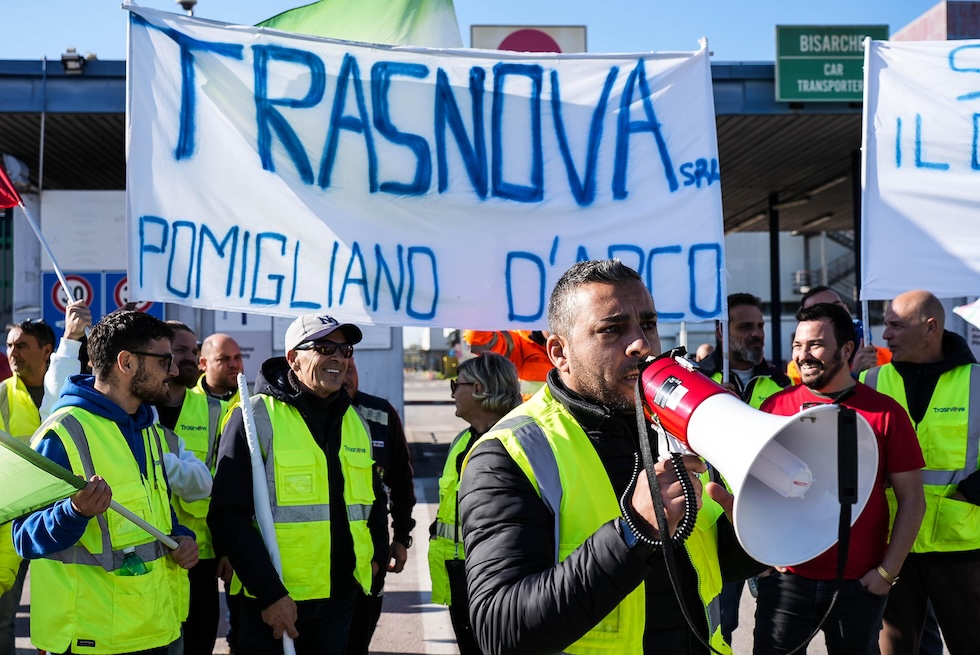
[618,450,699,548]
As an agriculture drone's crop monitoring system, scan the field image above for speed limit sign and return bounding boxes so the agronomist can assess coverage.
[52,275,95,312]
[42,271,103,328]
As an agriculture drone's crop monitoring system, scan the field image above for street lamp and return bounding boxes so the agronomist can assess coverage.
[61,48,85,75]
[176,0,197,16]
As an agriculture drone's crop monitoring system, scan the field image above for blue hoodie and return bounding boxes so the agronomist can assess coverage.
[12,374,191,558]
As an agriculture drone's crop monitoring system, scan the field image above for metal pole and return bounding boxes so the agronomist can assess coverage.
[38,57,46,195]
[820,231,828,286]
[851,151,862,307]
[768,193,783,368]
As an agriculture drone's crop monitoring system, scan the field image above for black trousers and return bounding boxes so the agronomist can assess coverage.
[238,583,358,655]
[182,557,219,655]
[345,590,384,655]
[881,550,980,655]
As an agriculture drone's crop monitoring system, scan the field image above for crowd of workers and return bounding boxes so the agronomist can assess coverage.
[0,259,978,655]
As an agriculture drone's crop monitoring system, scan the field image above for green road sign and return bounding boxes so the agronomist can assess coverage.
[776,25,888,102]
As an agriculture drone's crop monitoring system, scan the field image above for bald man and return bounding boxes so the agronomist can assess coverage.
[860,290,980,655]
[194,333,244,407]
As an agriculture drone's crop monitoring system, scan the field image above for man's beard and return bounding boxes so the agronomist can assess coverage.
[732,340,764,366]
[572,364,638,413]
[173,362,200,387]
[800,348,847,390]
[131,362,169,405]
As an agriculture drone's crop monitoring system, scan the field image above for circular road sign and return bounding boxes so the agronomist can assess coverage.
[113,276,154,312]
[52,275,94,312]
[498,29,562,53]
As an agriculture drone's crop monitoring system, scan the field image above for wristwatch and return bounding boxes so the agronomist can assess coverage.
[619,518,642,550]
[394,535,413,549]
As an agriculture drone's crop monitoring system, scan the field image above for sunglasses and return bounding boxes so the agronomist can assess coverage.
[295,340,354,358]
[450,379,475,393]
[130,350,175,370]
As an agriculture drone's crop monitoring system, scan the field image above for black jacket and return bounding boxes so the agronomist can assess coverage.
[208,357,387,609]
[352,390,417,549]
[459,370,763,655]
[891,330,980,505]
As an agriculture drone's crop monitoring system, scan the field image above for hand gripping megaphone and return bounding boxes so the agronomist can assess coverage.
[639,351,879,567]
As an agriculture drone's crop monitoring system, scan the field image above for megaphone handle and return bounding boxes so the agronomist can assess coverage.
[622,393,699,548]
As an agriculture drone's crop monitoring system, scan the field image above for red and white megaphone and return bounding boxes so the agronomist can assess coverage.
[640,351,879,567]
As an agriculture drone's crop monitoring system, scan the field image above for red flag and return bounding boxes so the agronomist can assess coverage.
[0,164,22,209]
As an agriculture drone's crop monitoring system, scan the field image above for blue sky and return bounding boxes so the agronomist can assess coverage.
[0,0,940,62]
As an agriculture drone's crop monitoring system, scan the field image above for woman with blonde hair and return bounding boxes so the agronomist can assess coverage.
[429,353,522,654]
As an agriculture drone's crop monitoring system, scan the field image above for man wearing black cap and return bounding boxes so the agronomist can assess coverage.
[208,314,388,654]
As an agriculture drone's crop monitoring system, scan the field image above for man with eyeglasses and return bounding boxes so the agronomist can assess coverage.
[12,310,199,655]
[0,299,91,655]
[209,314,387,654]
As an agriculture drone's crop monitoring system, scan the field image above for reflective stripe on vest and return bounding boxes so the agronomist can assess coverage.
[501,415,563,563]
[434,521,455,540]
[496,331,516,356]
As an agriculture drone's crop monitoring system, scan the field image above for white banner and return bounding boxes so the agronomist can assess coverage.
[862,39,980,300]
[126,5,726,328]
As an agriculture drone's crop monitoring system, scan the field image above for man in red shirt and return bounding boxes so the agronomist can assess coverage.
[754,302,925,655]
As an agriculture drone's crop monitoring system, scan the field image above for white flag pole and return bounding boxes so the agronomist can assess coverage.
[15,199,72,302]
[238,373,297,655]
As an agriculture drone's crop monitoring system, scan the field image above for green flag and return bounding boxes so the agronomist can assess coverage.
[258,0,463,48]
[0,430,83,524]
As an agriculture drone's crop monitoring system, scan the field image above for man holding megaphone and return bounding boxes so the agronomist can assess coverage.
[459,260,764,655]
[754,302,925,655]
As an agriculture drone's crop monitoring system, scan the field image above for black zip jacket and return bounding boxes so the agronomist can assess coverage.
[891,331,980,505]
[208,357,387,609]
[352,390,417,550]
[459,370,763,655]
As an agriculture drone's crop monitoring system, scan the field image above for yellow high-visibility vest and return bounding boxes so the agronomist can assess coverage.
[233,395,376,599]
[709,371,784,410]
[429,428,475,606]
[0,374,42,443]
[862,363,980,552]
[464,386,731,655]
[29,408,182,654]
[163,391,224,559]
